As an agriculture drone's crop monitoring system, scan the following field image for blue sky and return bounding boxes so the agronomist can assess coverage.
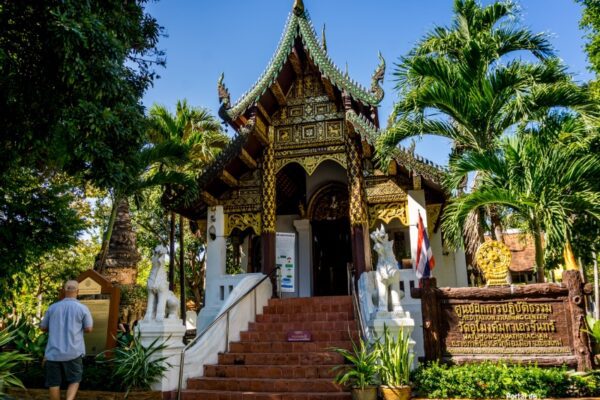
[142,0,593,166]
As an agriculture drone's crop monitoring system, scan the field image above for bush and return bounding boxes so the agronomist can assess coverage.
[411,362,600,399]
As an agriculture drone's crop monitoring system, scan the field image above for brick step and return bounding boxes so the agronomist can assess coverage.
[256,311,353,323]
[262,302,353,315]
[187,377,345,392]
[218,351,345,366]
[203,364,343,379]
[228,340,352,353]
[180,390,352,400]
[240,329,359,342]
[248,320,357,332]
[267,296,352,307]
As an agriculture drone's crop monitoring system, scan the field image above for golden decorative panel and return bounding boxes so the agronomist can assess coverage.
[368,202,408,227]
[476,240,512,286]
[365,176,409,204]
[426,204,443,237]
[344,134,367,227]
[261,129,276,233]
[221,187,261,213]
[225,213,262,236]
[274,152,346,176]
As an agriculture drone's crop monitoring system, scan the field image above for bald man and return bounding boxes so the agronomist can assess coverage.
[40,280,93,400]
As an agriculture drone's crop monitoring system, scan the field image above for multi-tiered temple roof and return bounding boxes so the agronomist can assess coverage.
[172,0,446,220]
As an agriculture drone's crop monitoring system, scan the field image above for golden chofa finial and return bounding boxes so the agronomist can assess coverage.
[293,0,305,16]
[321,24,327,52]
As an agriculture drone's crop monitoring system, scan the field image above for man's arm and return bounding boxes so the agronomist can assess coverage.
[40,306,51,332]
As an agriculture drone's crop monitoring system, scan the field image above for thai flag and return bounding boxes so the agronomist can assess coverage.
[416,212,435,279]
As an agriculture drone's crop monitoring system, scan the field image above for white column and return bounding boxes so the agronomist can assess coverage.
[293,219,312,297]
[197,205,226,331]
[408,190,427,270]
[454,247,469,287]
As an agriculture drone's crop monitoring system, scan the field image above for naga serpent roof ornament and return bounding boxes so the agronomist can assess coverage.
[217,73,232,122]
[371,52,385,101]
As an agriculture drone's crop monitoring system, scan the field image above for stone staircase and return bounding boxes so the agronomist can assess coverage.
[179,296,358,400]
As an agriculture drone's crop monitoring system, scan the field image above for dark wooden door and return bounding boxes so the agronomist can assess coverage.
[312,217,351,296]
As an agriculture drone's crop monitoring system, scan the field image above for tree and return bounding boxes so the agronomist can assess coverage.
[577,0,600,76]
[377,0,596,251]
[442,113,600,282]
[147,100,228,313]
[0,1,163,275]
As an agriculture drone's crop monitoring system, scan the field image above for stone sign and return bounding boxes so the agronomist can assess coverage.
[75,270,120,356]
[412,271,593,370]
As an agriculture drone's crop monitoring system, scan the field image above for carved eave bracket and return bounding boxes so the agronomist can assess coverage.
[370,52,385,103]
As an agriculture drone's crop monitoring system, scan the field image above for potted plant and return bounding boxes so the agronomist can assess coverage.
[375,326,414,400]
[100,332,170,399]
[331,335,380,400]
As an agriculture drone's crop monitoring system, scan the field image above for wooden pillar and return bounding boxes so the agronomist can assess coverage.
[412,277,442,362]
[261,126,276,291]
[344,117,370,277]
[563,270,594,371]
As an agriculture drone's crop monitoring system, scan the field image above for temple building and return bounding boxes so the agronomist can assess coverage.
[171,0,468,329]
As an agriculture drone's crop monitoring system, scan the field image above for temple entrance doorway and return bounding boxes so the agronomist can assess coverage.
[309,183,351,296]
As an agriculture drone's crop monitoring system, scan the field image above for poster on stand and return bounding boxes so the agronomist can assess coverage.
[276,232,296,293]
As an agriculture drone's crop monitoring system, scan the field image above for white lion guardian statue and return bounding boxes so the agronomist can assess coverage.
[370,225,404,313]
[143,244,179,321]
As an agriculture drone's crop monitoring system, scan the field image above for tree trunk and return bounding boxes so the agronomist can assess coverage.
[96,195,121,273]
[179,214,186,324]
[533,220,545,283]
[489,206,504,243]
[594,250,599,320]
[169,211,175,291]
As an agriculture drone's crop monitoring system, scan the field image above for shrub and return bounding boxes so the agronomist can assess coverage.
[411,362,600,399]
[0,327,32,394]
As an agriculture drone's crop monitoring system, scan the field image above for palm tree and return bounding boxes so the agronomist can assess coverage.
[148,100,228,313]
[377,0,596,250]
[442,113,600,282]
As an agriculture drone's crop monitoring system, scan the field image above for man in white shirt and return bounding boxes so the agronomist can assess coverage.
[40,280,93,400]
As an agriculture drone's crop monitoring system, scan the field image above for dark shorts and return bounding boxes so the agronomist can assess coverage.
[45,356,83,387]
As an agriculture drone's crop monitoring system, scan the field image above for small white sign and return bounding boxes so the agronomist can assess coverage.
[276,232,296,293]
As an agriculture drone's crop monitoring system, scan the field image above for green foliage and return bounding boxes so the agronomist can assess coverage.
[4,317,47,361]
[0,239,98,319]
[0,0,163,274]
[0,327,33,394]
[584,315,600,352]
[0,172,86,278]
[442,112,600,275]
[375,326,414,387]
[330,335,380,389]
[100,333,170,395]
[577,0,600,76]
[412,362,600,398]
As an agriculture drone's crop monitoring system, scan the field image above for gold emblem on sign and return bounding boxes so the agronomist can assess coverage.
[476,241,512,286]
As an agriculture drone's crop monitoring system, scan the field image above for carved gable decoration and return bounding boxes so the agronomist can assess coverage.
[365,176,409,204]
[272,74,345,150]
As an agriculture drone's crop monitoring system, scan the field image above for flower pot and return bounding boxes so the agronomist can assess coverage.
[379,385,411,400]
[351,386,377,400]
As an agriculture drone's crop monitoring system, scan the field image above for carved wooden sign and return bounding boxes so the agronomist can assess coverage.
[412,271,593,370]
[75,270,120,356]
